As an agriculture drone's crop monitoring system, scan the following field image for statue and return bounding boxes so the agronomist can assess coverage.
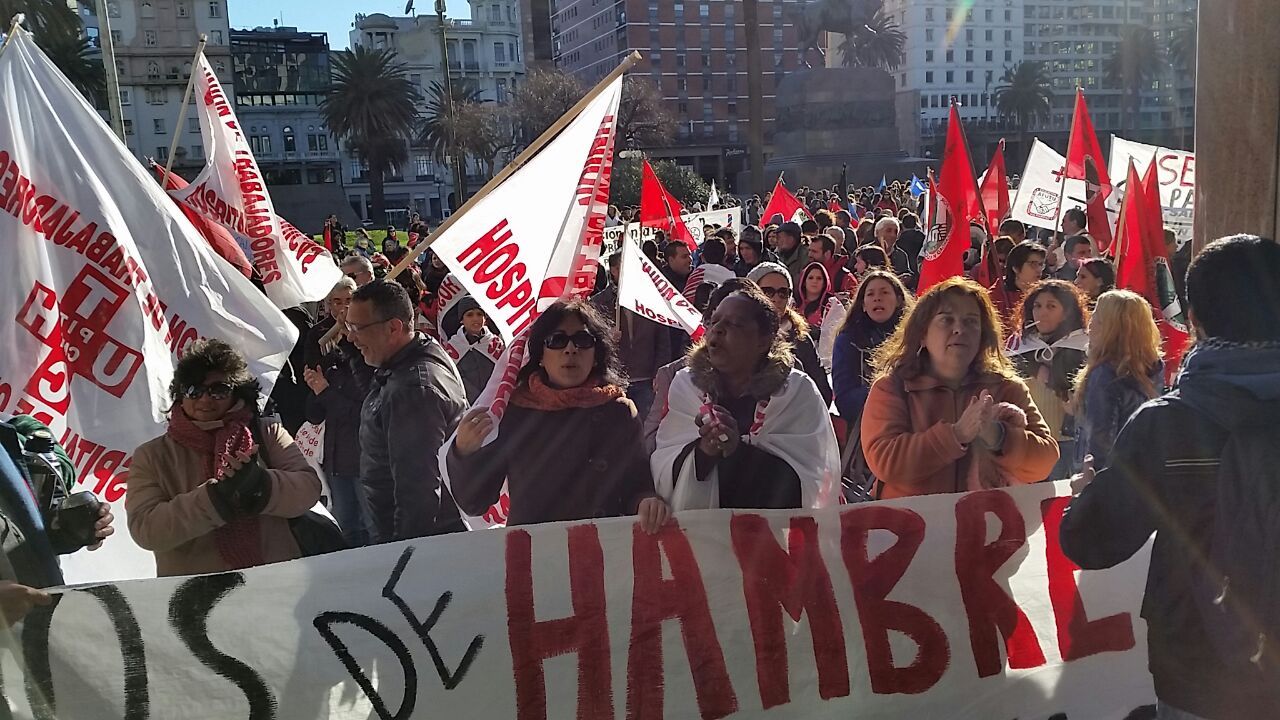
[789,0,884,68]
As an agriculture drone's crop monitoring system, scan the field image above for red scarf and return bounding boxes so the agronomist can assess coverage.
[166,404,265,570]
[511,373,624,411]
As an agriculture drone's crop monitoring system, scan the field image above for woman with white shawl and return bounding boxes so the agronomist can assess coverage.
[652,283,842,511]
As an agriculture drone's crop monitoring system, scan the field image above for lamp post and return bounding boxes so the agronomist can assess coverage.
[435,0,467,209]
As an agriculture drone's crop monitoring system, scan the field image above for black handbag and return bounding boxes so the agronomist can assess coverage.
[288,510,348,557]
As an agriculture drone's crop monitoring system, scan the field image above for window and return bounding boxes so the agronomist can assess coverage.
[496,77,508,102]
[965,50,973,62]
[409,73,421,86]
[190,145,203,160]
[140,2,154,18]
[146,87,164,104]
[1005,30,1013,41]
[177,2,189,17]
[985,9,992,21]
[1005,50,1013,62]
[699,3,708,18]
[308,134,329,152]
[283,126,296,153]
[925,8,933,21]
[308,168,337,184]
[414,154,433,177]
[208,1,220,18]
[925,29,934,42]
[966,70,974,82]
[945,50,953,62]
[110,29,121,44]
[145,30,157,46]
[945,70,954,83]
[250,134,272,155]
[119,88,131,105]
[925,71,934,84]
[986,29,993,42]
[152,118,165,135]
[1005,10,1012,21]
[676,53,686,67]
[210,30,223,45]
[463,40,477,66]
[965,29,973,43]
[677,77,687,91]
[489,4,500,21]
[107,1,120,17]
[186,117,199,134]
[494,42,506,64]
[925,50,933,62]
[701,55,711,68]
[147,61,160,79]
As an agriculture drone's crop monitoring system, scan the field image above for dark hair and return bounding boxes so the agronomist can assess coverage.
[707,277,756,317]
[1064,234,1092,257]
[740,225,762,245]
[1064,207,1087,230]
[838,270,911,336]
[169,338,259,407]
[813,234,836,256]
[1015,279,1090,340]
[518,300,627,388]
[715,227,737,245]
[993,235,1016,256]
[663,239,689,258]
[1003,241,1048,290]
[702,238,727,265]
[855,244,890,271]
[351,279,414,329]
[900,213,919,230]
[800,219,819,235]
[605,252,622,269]
[778,221,803,241]
[1078,257,1115,292]
[814,209,834,229]
[1186,234,1280,342]
[999,218,1026,238]
[640,239,659,262]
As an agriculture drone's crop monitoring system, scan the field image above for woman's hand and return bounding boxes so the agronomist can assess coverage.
[455,409,493,456]
[697,405,740,457]
[303,366,329,395]
[86,502,115,551]
[953,391,995,445]
[217,447,259,482]
[0,581,51,627]
[637,497,672,535]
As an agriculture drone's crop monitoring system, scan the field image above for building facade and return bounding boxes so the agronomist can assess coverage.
[537,0,809,192]
[78,0,233,173]
[229,27,349,227]
[345,0,526,225]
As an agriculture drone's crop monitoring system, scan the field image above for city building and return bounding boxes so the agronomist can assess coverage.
[77,0,234,173]
[345,0,526,225]
[229,26,350,226]
[535,0,810,192]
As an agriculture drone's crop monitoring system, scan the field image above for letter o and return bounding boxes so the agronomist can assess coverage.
[474,244,518,284]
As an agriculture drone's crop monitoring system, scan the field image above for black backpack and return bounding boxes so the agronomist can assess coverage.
[1194,421,1280,676]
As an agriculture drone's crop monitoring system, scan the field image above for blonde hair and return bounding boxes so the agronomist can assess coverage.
[873,277,1016,381]
[1074,289,1163,401]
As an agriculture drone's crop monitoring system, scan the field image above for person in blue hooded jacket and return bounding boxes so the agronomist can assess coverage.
[1061,235,1280,720]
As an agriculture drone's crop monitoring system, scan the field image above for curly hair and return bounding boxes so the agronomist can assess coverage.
[1014,279,1090,340]
[518,300,628,389]
[873,277,1015,381]
[169,338,259,407]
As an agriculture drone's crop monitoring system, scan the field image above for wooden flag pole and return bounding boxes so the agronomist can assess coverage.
[0,14,25,56]
[163,36,208,183]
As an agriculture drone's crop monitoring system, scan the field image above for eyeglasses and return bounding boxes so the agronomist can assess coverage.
[183,382,234,400]
[543,330,597,350]
[759,287,791,299]
[344,317,392,334]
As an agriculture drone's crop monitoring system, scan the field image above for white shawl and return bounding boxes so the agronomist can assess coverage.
[443,326,504,365]
[651,367,841,511]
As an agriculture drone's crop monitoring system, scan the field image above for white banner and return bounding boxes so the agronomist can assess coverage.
[170,52,341,308]
[603,207,744,256]
[3,482,1155,719]
[0,30,298,583]
[1010,140,1094,232]
[617,237,705,339]
[1108,136,1195,249]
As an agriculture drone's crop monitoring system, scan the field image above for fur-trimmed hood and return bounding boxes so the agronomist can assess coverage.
[686,339,795,400]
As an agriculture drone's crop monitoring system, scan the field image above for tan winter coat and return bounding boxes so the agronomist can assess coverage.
[125,421,321,577]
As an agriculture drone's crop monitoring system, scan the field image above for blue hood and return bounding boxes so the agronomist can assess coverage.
[1176,342,1280,428]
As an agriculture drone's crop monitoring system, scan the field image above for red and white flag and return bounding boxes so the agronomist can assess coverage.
[640,158,698,249]
[919,104,983,292]
[0,30,297,582]
[170,51,341,308]
[759,174,810,227]
[434,75,623,529]
[1064,88,1115,253]
[617,236,705,340]
[979,139,1010,237]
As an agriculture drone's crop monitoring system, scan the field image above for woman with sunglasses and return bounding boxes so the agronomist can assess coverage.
[746,263,833,407]
[652,284,841,510]
[448,300,670,533]
[125,339,322,577]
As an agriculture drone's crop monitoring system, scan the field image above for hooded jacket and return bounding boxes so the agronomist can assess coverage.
[1061,340,1280,718]
[796,261,835,330]
[831,308,903,422]
[359,333,468,542]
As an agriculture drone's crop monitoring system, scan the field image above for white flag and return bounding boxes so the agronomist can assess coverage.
[708,179,720,209]
[430,76,623,342]
[0,30,298,583]
[1108,135,1195,249]
[170,52,341,308]
[618,236,705,339]
[1009,139,1089,232]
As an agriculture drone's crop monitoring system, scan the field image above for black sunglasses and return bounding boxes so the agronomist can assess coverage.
[543,330,597,350]
[759,286,791,299]
[183,382,234,400]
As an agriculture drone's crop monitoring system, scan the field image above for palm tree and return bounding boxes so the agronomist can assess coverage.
[839,10,906,71]
[320,45,419,225]
[1167,15,1197,149]
[1105,27,1163,135]
[995,61,1053,164]
[417,78,486,198]
[0,0,82,41]
[39,32,105,103]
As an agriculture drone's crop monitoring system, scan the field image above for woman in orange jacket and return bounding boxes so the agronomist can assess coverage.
[860,277,1059,498]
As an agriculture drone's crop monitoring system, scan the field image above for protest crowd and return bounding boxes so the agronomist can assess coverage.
[1,29,1277,720]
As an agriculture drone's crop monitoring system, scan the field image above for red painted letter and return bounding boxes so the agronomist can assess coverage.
[1042,497,1135,660]
[730,514,849,708]
[626,523,737,720]
[840,505,949,695]
[506,525,612,720]
[954,490,1047,677]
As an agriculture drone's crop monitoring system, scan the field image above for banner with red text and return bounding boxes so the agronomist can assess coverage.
[618,236,704,339]
[3,482,1155,718]
[602,207,744,257]
[0,30,298,583]
[1107,136,1195,250]
[169,51,341,308]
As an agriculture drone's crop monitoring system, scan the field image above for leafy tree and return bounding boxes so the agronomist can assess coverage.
[1106,27,1164,134]
[2,0,104,104]
[995,61,1053,163]
[510,69,674,153]
[839,10,906,71]
[609,157,708,208]
[320,45,419,224]
[510,68,583,148]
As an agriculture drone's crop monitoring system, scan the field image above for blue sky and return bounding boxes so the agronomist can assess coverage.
[230,0,473,50]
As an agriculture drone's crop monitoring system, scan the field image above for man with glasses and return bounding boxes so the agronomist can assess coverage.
[349,281,467,542]
[340,255,375,287]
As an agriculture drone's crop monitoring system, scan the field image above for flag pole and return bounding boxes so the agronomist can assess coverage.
[386,50,643,282]
[163,36,208,183]
[615,226,629,326]
[0,14,25,56]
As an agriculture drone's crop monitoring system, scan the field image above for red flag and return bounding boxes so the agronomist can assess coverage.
[919,105,983,292]
[152,162,253,278]
[759,174,810,227]
[979,139,1009,237]
[640,159,697,249]
[1114,160,1189,385]
[322,224,334,251]
[828,197,842,213]
[1064,88,1114,253]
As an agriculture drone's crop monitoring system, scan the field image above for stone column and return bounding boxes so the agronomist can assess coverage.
[1193,0,1280,252]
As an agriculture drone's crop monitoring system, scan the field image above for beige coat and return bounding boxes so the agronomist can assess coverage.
[126,421,321,577]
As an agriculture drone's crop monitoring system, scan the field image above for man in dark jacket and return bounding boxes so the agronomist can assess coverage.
[592,253,672,420]
[1061,235,1280,719]
[349,280,467,542]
